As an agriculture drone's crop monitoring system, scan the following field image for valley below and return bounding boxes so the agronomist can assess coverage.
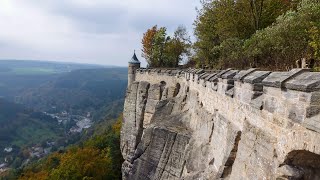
[0,60,127,177]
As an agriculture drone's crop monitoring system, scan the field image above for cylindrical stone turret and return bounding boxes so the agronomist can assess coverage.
[128,51,140,87]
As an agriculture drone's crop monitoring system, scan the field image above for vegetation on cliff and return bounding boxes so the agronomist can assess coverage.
[142,0,320,70]
[18,115,123,180]
[193,0,320,70]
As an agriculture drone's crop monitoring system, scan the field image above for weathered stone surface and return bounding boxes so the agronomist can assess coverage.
[127,127,190,180]
[310,92,320,105]
[262,69,309,88]
[285,72,320,92]
[143,84,163,128]
[122,68,320,180]
[221,70,239,79]
[306,106,320,118]
[250,95,264,110]
[216,68,232,78]
[121,81,150,163]
[233,68,257,81]
[199,72,209,79]
[195,69,204,74]
[226,88,234,97]
[205,73,217,81]
[277,165,304,179]
[243,71,271,84]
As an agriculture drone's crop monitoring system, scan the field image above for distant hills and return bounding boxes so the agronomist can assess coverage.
[0,60,127,171]
[16,68,128,120]
[0,60,110,74]
[0,60,113,100]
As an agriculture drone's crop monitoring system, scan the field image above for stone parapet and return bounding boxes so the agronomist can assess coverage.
[121,67,320,180]
[135,68,320,132]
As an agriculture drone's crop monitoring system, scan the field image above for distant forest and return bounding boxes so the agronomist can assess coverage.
[15,68,127,121]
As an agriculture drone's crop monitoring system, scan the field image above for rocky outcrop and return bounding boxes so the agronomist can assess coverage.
[121,68,320,180]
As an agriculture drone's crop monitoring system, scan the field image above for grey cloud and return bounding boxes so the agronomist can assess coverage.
[129,13,182,32]
[0,0,200,66]
[41,1,130,34]
[61,8,128,34]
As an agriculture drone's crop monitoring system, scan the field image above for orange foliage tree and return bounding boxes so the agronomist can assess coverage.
[142,25,158,66]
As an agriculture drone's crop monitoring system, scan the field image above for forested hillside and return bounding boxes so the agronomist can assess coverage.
[16,68,127,121]
[17,116,123,180]
[0,60,103,100]
[0,98,62,149]
[0,61,127,177]
[0,99,64,171]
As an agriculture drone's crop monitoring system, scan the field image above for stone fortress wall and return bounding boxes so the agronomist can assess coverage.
[121,67,320,180]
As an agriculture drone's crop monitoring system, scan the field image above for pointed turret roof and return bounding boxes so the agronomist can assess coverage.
[129,50,141,64]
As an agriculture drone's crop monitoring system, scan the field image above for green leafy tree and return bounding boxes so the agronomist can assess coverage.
[142,25,191,67]
[153,27,168,67]
[165,26,191,67]
[141,26,168,67]
[193,0,220,68]
[244,0,320,69]
[193,0,297,69]
[218,38,246,68]
[309,26,320,59]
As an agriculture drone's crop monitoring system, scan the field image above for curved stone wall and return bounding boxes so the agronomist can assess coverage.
[121,68,320,180]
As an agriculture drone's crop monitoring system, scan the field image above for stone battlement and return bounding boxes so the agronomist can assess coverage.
[121,67,320,179]
[137,68,320,91]
[135,68,320,133]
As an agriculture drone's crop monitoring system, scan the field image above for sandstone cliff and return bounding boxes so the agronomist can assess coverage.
[121,68,320,180]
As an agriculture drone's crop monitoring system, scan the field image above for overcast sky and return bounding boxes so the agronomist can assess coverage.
[0,0,200,67]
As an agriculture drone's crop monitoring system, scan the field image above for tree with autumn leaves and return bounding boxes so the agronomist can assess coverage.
[142,25,191,68]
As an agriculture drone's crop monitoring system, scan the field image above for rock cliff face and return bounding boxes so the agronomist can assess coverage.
[121,68,320,180]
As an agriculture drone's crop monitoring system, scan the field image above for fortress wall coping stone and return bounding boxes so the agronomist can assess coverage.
[136,68,319,92]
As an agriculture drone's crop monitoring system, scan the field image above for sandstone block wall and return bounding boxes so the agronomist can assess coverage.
[121,68,320,180]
